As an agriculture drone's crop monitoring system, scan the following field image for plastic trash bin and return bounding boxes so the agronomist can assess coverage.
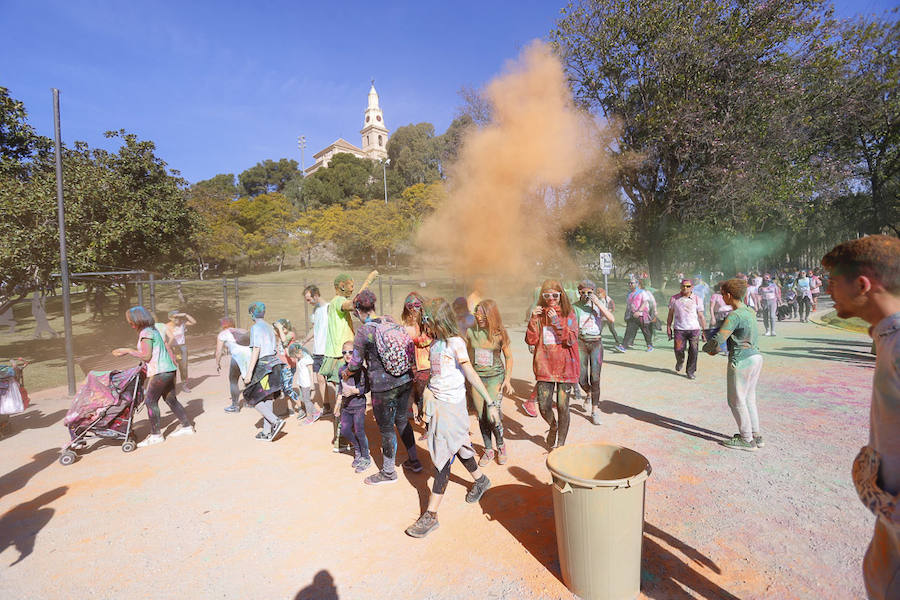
[546,443,652,600]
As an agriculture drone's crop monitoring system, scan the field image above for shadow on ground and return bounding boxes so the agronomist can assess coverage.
[0,449,60,499]
[600,400,730,443]
[0,486,67,567]
[295,569,339,600]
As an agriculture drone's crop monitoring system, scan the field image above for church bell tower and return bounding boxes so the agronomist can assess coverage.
[361,81,389,161]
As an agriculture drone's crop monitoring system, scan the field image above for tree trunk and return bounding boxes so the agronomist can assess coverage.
[278,250,285,272]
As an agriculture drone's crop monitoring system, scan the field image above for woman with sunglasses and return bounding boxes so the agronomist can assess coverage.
[525,279,580,449]
[402,292,431,424]
[467,299,514,465]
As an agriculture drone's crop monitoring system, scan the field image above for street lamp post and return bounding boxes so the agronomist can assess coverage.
[297,135,309,266]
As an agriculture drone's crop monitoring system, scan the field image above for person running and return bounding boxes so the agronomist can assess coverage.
[575,280,616,422]
[592,287,624,352]
[467,298,514,465]
[526,279,580,449]
[242,302,285,442]
[344,289,423,484]
[161,310,196,393]
[757,274,782,336]
[667,279,708,380]
[320,271,378,450]
[337,340,372,473]
[796,270,814,322]
[405,298,494,538]
[215,317,250,413]
[402,292,431,424]
[302,285,329,421]
[702,279,762,452]
[821,235,900,599]
[112,306,194,448]
[273,318,304,417]
[623,279,654,351]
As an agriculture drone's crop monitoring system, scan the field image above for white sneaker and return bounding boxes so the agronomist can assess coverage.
[181,385,192,393]
[137,433,165,448]
[169,425,195,438]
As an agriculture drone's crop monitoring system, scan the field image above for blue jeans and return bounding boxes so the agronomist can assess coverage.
[340,398,369,460]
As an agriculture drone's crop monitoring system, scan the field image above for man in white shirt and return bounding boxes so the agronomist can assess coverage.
[667,279,707,380]
[303,285,330,416]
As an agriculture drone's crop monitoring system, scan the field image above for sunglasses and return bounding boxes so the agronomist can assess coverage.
[681,284,692,288]
[542,292,561,300]
[341,350,353,356]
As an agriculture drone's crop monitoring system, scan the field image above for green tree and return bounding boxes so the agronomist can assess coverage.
[386,122,441,187]
[193,173,238,200]
[233,192,298,270]
[0,86,52,179]
[238,158,300,197]
[552,0,838,281]
[300,153,382,208]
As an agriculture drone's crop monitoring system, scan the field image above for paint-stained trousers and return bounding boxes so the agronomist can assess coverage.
[726,354,763,442]
[674,329,700,377]
[864,518,900,600]
[623,317,654,349]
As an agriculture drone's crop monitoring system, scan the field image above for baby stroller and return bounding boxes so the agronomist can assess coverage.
[0,359,30,437]
[776,303,793,321]
[60,365,145,465]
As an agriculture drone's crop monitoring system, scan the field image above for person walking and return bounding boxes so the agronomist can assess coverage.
[401,292,431,425]
[112,306,194,448]
[302,285,329,421]
[796,270,814,322]
[242,302,285,442]
[467,298,514,465]
[623,279,654,351]
[162,310,196,392]
[343,289,423,484]
[526,279,580,449]
[31,292,59,339]
[595,287,624,352]
[667,279,708,380]
[573,280,615,424]
[337,341,372,473]
[821,235,900,600]
[404,298,494,538]
[702,279,762,452]
[214,317,250,413]
[758,274,782,336]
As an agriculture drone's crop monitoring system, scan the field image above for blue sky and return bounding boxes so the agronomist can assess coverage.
[4,0,895,184]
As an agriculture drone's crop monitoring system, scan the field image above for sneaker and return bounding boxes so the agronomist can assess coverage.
[302,409,322,425]
[351,456,362,469]
[181,384,192,393]
[224,404,240,413]
[405,512,439,538]
[754,434,765,448]
[321,404,333,416]
[646,346,654,352]
[591,409,602,426]
[365,470,399,485]
[402,458,424,473]
[268,419,286,441]
[137,433,165,448]
[546,427,558,450]
[465,475,492,503]
[478,449,495,467]
[497,445,508,465]
[675,360,683,372]
[295,409,307,421]
[614,345,626,353]
[255,431,269,440]
[770,332,776,337]
[355,457,372,473]
[169,425,195,438]
[332,444,351,454]
[523,400,539,418]
[686,373,696,380]
[721,434,757,452]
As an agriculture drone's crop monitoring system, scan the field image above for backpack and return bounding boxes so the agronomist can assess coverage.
[374,318,414,376]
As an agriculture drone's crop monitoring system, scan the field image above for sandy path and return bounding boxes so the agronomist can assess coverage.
[0,304,875,599]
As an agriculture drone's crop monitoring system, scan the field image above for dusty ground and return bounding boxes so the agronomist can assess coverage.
[0,300,876,599]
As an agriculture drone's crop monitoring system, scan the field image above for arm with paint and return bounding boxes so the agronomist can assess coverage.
[556,311,578,348]
[501,334,515,396]
[525,311,542,346]
[244,346,261,384]
[112,336,152,362]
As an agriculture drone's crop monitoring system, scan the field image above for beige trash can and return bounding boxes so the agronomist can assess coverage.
[546,443,652,600]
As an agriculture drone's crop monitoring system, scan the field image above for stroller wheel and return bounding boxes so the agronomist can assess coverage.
[59,450,77,466]
[121,439,136,453]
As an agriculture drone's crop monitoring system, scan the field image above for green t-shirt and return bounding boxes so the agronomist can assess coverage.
[466,326,506,377]
[324,295,354,358]
[715,305,760,365]
[140,326,177,377]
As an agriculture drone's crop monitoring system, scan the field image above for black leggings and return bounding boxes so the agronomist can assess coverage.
[432,453,478,494]
[145,372,191,435]
[228,358,242,406]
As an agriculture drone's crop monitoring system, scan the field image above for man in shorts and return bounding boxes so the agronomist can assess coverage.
[303,285,329,418]
[822,235,900,600]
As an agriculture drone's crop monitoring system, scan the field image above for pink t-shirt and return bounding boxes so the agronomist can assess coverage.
[668,293,703,330]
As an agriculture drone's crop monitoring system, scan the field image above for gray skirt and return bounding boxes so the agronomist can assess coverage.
[427,396,475,471]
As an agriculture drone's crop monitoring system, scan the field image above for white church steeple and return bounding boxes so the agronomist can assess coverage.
[361,81,389,161]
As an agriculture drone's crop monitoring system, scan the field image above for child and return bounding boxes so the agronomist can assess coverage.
[288,341,320,424]
[273,318,303,417]
[405,298,494,539]
[337,340,371,473]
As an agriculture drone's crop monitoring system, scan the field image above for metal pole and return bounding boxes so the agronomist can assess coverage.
[137,280,144,306]
[378,277,384,313]
[52,89,76,396]
[234,278,240,328]
[222,278,229,318]
[603,273,608,296]
[389,275,393,315]
[303,280,309,332]
[149,273,156,315]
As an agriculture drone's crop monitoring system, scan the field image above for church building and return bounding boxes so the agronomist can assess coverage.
[305,83,390,175]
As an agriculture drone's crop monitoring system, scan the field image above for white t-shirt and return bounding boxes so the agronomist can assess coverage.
[295,352,314,388]
[311,304,328,355]
[428,337,469,404]
[217,328,251,378]
[668,293,703,330]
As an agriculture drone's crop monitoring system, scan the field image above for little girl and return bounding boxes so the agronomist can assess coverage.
[405,298,494,539]
[337,340,371,473]
[273,318,303,417]
[287,341,320,424]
